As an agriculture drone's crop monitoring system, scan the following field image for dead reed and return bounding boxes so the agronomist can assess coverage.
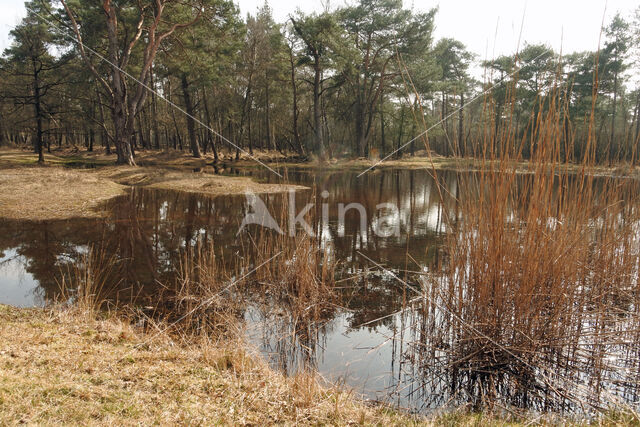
[406,81,640,414]
[56,246,121,315]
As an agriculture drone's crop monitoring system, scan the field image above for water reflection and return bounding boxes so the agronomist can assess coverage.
[6,168,627,412]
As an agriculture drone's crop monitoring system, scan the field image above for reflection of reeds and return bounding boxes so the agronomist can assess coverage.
[237,193,339,371]
[167,241,243,337]
[408,85,640,413]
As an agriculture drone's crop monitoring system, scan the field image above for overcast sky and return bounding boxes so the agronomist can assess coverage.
[1,0,637,60]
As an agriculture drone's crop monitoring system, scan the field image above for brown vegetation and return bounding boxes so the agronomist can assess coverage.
[0,304,422,425]
[406,82,640,413]
[0,149,305,221]
[0,168,126,220]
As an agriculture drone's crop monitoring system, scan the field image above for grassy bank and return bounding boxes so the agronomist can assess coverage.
[0,149,305,221]
[1,304,635,425]
[0,305,419,425]
[0,168,126,221]
[3,146,638,178]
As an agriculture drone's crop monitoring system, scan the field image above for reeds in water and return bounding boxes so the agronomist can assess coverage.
[407,85,640,413]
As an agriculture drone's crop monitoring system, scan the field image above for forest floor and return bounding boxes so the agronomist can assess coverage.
[3,146,637,177]
[5,148,640,178]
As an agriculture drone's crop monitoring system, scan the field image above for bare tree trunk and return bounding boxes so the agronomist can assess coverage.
[379,93,386,156]
[288,44,304,156]
[635,91,640,151]
[96,90,110,155]
[355,94,366,157]
[201,87,219,163]
[441,91,448,156]
[31,55,44,163]
[151,66,160,150]
[609,65,619,163]
[265,71,272,151]
[180,74,202,158]
[0,109,5,146]
[458,92,464,157]
[395,104,405,160]
[313,56,326,159]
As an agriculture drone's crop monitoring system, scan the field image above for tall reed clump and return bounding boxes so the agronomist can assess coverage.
[252,227,339,371]
[163,240,244,337]
[413,81,640,413]
[56,246,120,315]
[159,198,337,342]
[251,205,338,327]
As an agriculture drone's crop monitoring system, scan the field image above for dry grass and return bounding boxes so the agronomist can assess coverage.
[405,81,640,414]
[97,165,306,195]
[0,152,305,221]
[0,147,294,168]
[0,304,423,426]
[1,304,635,425]
[0,167,126,221]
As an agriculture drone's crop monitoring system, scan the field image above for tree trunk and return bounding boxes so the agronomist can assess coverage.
[88,128,94,152]
[238,71,253,156]
[458,92,464,157]
[355,99,366,158]
[395,104,405,159]
[288,46,304,156]
[265,71,272,151]
[313,55,326,159]
[31,56,44,164]
[0,109,5,146]
[635,91,640,149]
[181,74,202,158]
[379,93,386,157]
[201,87,219,163]
[441,91,448,156]
[96,90,110,155]
[111,97,135,165]
[151,66,160,150]
[610,65,618,163]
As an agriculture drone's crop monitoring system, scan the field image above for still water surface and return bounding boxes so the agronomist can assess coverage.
[0,167,455,410]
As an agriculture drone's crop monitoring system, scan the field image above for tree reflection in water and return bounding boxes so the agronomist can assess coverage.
[3,168,634,413]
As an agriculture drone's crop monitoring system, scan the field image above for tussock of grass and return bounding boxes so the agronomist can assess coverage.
[0,304,421,425]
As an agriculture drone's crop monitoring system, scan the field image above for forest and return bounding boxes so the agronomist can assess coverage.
[1,0,638,166]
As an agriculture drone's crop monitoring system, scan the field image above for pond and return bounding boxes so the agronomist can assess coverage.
[1,166,639,414]
[0,167,459,411]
